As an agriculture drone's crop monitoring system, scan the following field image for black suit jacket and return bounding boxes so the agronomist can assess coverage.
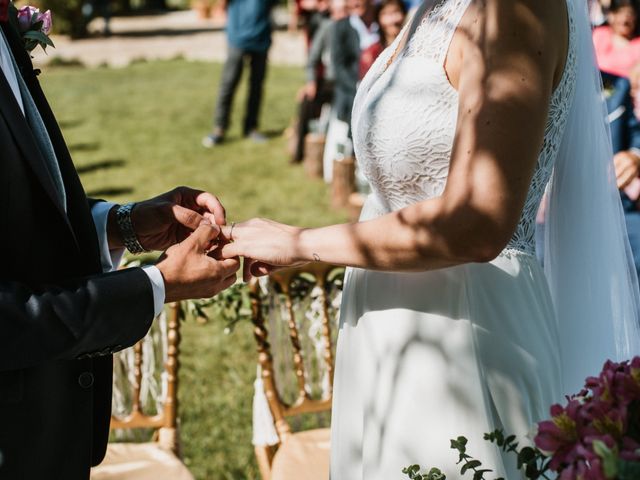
[330,17,361,124]
[0,21,155,479]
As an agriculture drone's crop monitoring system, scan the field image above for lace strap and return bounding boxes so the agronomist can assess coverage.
[406,0,473,65]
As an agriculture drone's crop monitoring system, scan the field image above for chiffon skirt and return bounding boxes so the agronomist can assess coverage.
[329,200,563,480]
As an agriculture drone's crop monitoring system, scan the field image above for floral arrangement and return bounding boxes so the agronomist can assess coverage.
[9,4,54,53]
[405,357,640,480]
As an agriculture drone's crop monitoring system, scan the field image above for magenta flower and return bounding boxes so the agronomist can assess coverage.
[14,6,55,53]
[37,10,52,35]
[16,6,36,33]
[17,6,52,35]
[534,357,640,479]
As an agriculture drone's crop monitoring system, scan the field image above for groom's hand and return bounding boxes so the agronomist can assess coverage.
[156,220,240,302]
[108,186,227,251]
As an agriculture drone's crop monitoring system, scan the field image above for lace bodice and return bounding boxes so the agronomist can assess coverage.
[352,0,577,256]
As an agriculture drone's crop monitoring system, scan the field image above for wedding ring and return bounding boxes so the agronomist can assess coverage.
[229,222,236,242]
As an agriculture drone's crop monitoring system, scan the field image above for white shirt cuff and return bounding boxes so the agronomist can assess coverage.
[91,201,125,272]
[91,201,166,318]
[143,265,166,318]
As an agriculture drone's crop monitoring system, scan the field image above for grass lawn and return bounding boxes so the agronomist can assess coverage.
[41,58,347,479]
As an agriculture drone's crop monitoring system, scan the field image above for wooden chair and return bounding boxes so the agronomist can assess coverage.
[91,302,193,480]
[249,264,344,480]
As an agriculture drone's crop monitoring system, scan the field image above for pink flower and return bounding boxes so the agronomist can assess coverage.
[37,10,52,35]
[16,6,37,33]
[534,357,640,479]
[17,6,52,35]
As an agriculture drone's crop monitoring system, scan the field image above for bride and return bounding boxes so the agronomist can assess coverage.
[220,0,640,477]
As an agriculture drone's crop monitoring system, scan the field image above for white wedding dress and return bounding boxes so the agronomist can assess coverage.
[329,0,577,478]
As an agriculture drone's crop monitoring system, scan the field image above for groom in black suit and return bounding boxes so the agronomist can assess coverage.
[0,8,239,479]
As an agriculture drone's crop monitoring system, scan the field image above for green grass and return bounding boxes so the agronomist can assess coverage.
[40,59,347,479]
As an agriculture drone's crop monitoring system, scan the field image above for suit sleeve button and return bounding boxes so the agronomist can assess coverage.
[78,372,94,389]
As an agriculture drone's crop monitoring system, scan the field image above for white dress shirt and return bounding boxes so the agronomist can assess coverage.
[0,32,165,317]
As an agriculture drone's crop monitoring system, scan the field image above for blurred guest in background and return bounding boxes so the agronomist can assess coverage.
[202,0,276,147]
[359,0,407,79]
[307,0,332,46]
[593,0,640,78]
[291,0,330,48]
[324,0,378,181]
[331,0,377,127]
[603,71,640,279]
[403,0,423,13]
[293,0,348,162]
[590,0,610,27]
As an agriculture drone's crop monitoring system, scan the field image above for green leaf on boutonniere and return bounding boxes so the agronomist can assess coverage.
[23,30,54,48]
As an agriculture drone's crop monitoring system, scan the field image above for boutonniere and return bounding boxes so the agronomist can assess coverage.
[8,3,54,53]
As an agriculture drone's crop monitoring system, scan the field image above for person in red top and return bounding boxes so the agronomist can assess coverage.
[593,0,640,78]
[358,0,407,80]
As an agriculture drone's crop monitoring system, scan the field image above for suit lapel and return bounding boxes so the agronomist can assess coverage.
[0,61,68,218]
[0,21,81,248]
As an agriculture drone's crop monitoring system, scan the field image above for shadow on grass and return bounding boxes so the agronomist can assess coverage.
[77,159,126,174]
[58,119,84,129]
[262,128,285,139]
[68,141,101,152]
[108,27,223,38]
[87,186,133,196]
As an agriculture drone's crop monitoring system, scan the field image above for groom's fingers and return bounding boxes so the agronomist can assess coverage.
[220,225,233,242]
[221,272,238,290]
[216,258,242,277]
[194,191,226,225]
[188,220,221,253]
[172,205,203,231]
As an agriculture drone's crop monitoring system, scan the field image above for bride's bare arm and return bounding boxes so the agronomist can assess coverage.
[222,0,569,272]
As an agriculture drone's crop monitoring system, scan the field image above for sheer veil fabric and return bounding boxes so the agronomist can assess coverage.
[545,0,640,395]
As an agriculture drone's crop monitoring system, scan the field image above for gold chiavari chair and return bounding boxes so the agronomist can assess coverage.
[249,264,344,480]
[91,302,193,480]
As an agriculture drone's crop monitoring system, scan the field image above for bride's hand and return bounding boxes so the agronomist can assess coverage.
[219,218,309,280]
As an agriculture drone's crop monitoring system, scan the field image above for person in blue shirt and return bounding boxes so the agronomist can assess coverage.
[203,0,277,146]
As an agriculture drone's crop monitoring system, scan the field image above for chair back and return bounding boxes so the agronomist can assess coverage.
[110,302,183,455]
[249,264,344,442]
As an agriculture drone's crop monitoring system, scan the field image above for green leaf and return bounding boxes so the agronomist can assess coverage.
[472,469,492,480]
[525,462,539,478]
[593,439,618,479]
[403,465,420,474]
[461,460,482,475]
[23,30,54,47]
[517,447,536,468]
[450,437,467,454]
[426,468,446,480]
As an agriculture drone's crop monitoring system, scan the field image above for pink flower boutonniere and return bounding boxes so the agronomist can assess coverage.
[12,5,54,53]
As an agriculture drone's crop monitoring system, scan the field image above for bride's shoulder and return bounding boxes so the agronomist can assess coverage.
[458,0,569,72]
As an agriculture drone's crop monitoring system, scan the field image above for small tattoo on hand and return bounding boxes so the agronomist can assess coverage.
[313,253,321,262]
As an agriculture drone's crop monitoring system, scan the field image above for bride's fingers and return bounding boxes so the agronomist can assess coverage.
[250,261,278,277]
[243,257,255,283]
[219,242,241,260]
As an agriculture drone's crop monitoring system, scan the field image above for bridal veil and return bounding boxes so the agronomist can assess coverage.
[544,0,640,395]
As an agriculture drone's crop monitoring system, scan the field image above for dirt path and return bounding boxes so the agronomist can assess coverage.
[32,9,307,68]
